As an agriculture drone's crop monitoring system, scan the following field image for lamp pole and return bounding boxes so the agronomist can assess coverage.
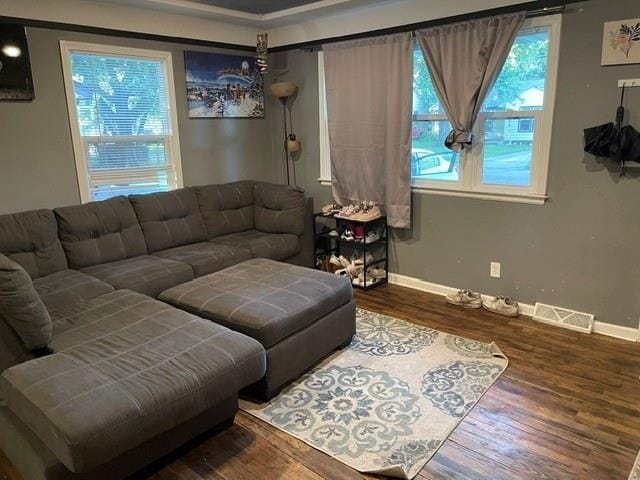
[280,97,291,185]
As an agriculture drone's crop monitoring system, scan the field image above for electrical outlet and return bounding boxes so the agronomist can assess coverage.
[490,262,501,278]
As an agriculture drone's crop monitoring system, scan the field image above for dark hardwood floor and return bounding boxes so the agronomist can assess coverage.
[1,284,639,480]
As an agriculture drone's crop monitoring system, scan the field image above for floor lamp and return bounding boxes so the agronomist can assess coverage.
[270,81,299,185]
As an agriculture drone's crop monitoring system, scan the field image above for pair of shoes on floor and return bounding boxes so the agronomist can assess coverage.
[446,289,519,317]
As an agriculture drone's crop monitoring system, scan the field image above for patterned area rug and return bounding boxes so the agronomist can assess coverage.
[630,451,640,480]
[240,308,508,479]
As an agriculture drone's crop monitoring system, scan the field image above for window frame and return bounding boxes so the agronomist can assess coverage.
[318,14,562,205]
[60,41,184,203]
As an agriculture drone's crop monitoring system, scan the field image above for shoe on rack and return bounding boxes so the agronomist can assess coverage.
[354,205,382,222]
[367,267,386,279]
[330,255,350,269]
[351,251,374,266]
[354,225,365,242]
[445,289,482,309]
[482,296,519,317]
[356,272,378,287]
[329,229,339,237]
[364,230,380,244]
[321,203,342,216]
[341,229,355,241]
[335,204,358,219]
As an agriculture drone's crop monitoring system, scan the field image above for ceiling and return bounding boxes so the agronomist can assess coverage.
[187,0,322,14]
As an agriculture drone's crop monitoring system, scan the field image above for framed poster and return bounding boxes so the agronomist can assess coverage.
[0,24,34,101]
[184,50,264,118]
[602,18,640,65]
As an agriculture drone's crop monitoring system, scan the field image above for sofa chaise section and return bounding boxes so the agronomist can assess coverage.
[54,196,193,297]
[0,289,266,475]
[0,210,113,371]
[129,188,252,277]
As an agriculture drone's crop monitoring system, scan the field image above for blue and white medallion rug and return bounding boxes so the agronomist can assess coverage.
[240,308,508,479]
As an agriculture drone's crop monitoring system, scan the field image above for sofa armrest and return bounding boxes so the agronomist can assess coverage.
[254,182,306,236]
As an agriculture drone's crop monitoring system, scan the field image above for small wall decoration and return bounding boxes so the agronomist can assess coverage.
[184,50,264,118]
[0,24,34,101]
[602,18,640,65]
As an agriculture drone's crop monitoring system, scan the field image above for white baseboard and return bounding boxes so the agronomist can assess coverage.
[387,273,639,342]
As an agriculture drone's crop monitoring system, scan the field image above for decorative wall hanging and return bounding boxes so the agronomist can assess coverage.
[184,51,264,118]
[601,18,640,65]
[0,24,34,101]
[256,33,268,74]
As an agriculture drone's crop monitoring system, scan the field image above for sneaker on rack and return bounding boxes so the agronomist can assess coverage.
[364,230,380,244]
[336,204,359,219]
[341,229,355,241]
[351,251,374,266]
[356,205,382,222]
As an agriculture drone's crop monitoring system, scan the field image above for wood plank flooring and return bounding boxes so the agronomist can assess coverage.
[1,284,639,480]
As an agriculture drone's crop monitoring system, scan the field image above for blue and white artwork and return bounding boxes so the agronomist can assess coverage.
[184,51,264,118]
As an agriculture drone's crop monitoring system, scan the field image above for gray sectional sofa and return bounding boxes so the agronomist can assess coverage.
[0,180,314,480]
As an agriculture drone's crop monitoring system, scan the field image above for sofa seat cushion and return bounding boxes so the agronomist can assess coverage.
[153,242,252,277]
[80,255,193,298]
[0,290,266,473]
[33,269,114,314]
[159,258,353,349]
[210,230,299,261]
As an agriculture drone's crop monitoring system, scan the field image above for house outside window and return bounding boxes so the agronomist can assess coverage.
[60,42,183,203]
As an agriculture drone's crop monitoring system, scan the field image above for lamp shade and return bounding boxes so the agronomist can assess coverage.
[270,81,297,98]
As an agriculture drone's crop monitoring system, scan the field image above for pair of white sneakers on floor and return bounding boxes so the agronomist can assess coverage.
[446,289,519,317]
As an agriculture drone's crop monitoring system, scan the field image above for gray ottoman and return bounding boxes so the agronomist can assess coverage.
[160,258,356,400]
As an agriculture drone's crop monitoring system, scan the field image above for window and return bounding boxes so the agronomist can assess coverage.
[60,42,183,203]
[412,15,561,202]
[318,15,561,203]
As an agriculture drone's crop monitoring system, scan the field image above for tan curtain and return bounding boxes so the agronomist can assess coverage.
[415,13,526,152]
[323,33,413,229]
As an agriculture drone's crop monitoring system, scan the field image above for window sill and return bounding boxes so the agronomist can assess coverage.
[317,178,547,205]
[411,186,547,205]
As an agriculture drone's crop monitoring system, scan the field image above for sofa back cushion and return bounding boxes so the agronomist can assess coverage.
[54,196,147,269]
[129,188,207,253]
[0,254,52,352]
[254,182,306,236]
[196,181,255,238]
[0,210,67,279]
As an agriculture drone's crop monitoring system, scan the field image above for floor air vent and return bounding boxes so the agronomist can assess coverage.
[532,303,595,333]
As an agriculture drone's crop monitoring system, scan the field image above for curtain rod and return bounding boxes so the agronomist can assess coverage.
[273,0,579,53]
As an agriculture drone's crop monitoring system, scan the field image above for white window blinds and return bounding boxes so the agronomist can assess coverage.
[61,42,183,202]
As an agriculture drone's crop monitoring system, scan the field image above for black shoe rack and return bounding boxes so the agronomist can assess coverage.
[313,212,388,290]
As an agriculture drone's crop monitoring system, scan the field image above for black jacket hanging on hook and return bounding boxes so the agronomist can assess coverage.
[583,85,640,175]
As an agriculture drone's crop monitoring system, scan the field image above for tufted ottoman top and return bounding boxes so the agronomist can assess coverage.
[159,258,353,348]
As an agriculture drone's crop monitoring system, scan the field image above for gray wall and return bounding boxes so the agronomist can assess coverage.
[0,27,276,213]
[274,0,640,328]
